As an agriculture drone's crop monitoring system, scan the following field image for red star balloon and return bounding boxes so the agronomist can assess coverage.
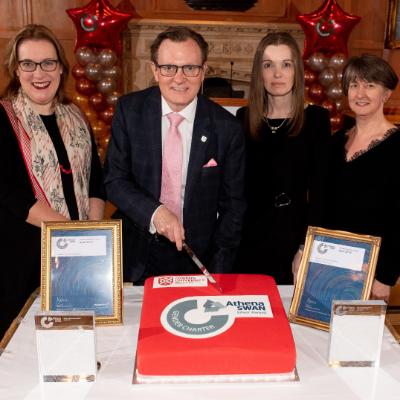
[297,0,361,58]
[66,0,134,55]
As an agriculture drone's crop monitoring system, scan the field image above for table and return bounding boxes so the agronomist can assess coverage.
[0,286,399,400]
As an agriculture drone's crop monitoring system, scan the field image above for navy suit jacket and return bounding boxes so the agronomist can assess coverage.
[104,86,245,282]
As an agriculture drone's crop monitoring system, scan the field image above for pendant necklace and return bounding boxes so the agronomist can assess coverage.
[265,118,287,134]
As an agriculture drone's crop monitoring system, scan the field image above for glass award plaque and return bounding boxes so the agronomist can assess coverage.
[328,300,386,367]
[35,311,97,382]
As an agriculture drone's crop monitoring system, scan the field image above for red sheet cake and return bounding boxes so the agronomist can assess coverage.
[134,274,296,383]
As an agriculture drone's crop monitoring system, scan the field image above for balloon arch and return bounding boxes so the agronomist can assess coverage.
[297,0,361,132]
[66,0,137,161]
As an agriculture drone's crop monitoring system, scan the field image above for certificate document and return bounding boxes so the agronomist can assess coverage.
[289,227,380,331]
[41,220,123,326]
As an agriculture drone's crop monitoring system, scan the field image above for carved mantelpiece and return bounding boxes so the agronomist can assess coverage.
[122,19,304,96]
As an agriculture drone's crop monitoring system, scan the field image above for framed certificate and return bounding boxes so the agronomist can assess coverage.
[41,220,123,325]
[289,226,381,331]
[386,0,400,48]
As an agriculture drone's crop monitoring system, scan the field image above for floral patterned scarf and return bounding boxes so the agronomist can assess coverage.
[0,89,91,219]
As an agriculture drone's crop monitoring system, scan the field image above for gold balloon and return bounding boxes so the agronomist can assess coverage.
[106,91,121,106]
[75,46,96,66]
[308,52,327,72]
[328,53,346,70]
[91,119,107,138]
[84,107,98,124]
[85,63,103,81]
[72,93,89,109]
[97,77,117,94]
[102,65,121,80]
[98,48,117,68]
[318,68,336,87]
[326,83,343,100]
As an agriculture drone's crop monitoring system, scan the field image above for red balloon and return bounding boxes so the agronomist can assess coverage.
[330,113,344,132]
[335,97,347,113]
[75,77,96,96]
[304,68,318,86]
[72,63,86,79]
[98,105,115,125]
[297,0,361,58]
[321,99,336,114]
[89,93,107,112]
[308,83,325,103]
[66,0,134,55]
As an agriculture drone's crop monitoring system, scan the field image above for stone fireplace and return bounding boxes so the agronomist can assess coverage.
[122,19,304,98]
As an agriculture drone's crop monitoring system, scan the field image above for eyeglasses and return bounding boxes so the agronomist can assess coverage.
[156,63,203,77]
[18,59,59,72]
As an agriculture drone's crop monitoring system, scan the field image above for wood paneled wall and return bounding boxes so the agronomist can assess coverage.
[0,0,398,106]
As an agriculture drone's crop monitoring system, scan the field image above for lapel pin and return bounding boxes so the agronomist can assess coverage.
[201,136,207,143]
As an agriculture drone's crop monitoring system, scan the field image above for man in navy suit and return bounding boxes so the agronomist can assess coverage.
[104,26,245,284]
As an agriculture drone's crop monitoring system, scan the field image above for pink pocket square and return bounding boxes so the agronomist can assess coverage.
[203,158,218,168]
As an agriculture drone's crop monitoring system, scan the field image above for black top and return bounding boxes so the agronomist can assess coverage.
[0,104,104,338]
[40,114,79,220]
[322,127,400,286]
[234,105,331,284]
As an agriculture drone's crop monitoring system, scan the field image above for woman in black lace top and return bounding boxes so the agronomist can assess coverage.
[318,54,399,300]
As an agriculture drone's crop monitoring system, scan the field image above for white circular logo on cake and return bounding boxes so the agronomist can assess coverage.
[160,296,236,339]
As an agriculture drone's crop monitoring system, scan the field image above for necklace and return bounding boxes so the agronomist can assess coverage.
[265,118,287,134]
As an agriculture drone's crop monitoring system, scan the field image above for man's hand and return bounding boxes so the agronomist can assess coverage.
[370,279,391,302]
[153,206,185,250]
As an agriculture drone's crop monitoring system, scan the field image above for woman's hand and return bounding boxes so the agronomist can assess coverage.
[292,247,304,285]
[88,198,105,220]
[26,200,68,227]
[370,279,391,302]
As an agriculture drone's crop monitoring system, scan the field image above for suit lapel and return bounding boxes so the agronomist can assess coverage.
[143,88,163,199]
[185,96,211,206]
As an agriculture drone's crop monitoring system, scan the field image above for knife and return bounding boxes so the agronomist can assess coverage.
[182,242,223,293]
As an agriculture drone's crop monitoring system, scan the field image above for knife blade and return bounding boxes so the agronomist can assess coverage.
[182,242,223,293]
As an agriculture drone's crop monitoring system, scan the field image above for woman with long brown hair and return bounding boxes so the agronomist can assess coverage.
[234,31,331,284]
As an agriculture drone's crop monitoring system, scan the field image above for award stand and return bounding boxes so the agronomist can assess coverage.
[35,311,97,382]
[328,300,386,367]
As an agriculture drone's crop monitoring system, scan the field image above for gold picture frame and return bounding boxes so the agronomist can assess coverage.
[386,0,400,48]
[41,220,123,325]
[289,226,381,331]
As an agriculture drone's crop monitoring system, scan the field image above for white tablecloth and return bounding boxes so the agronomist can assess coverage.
[0,286,399,400]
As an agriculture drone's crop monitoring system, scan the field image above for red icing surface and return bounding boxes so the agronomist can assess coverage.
[136,274,296,376]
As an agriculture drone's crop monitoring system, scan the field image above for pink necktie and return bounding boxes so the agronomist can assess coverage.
[160,112,185,220]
